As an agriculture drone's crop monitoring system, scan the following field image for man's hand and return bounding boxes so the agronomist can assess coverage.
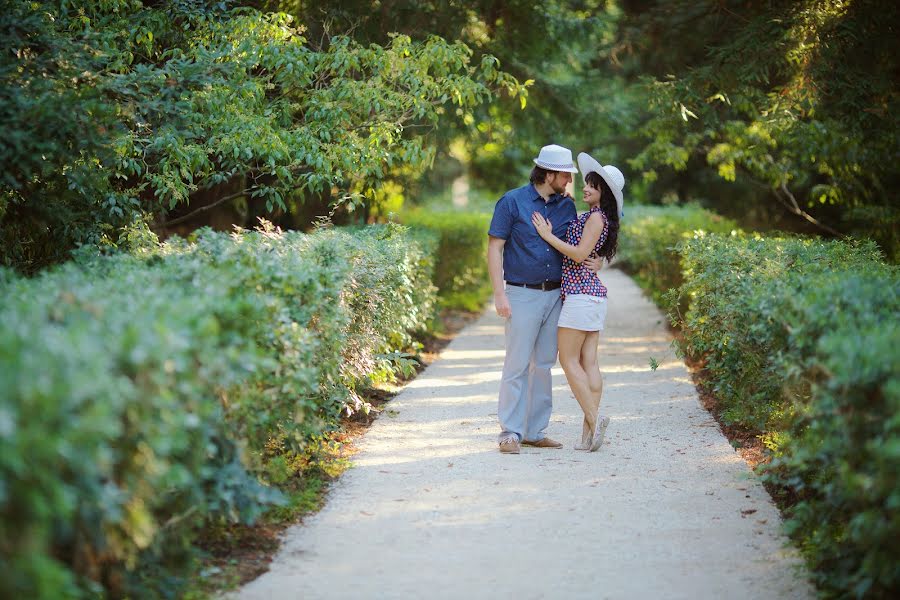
[494,292,512,318]
[583,253,604,273]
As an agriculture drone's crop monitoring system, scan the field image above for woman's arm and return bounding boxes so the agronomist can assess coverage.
[531,211,604,263]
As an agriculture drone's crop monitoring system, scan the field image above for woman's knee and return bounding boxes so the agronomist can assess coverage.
[560,356,585,377]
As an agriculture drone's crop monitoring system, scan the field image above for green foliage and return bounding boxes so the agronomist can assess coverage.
[0,1,525,272]
[615,0,900,256]
[671,232,899,597]
[0,222,435,598]
[399,209,492,311]
[615,204,738,305]
[276,0,626,194]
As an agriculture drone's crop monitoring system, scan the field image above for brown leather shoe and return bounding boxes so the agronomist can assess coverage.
[521,436,563,448]
[499,437,521,454]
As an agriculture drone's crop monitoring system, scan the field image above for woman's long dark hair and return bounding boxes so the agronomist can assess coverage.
[585,171,619,262]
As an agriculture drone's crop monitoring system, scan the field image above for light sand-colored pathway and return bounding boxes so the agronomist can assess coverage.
[233,269,812,600]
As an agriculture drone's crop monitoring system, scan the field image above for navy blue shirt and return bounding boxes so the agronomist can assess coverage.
[488,183,577,284]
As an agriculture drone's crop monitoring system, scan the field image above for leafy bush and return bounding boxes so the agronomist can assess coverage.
[399,209,491,311]
[615,204,738,304]
[0,222,435,598]
[672,233,900,597]
[1,1,526,272]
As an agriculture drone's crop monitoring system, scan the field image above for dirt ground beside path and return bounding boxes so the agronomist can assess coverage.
[229,268,813,600]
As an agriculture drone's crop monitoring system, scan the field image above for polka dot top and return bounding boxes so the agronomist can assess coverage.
[561,206,608,300]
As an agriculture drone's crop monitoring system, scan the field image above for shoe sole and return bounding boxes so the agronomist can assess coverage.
[590,417,610,452]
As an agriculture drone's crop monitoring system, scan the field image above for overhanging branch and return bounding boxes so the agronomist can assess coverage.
[163,187,251,227]
[736,164,844,237]
[773,182,843,237]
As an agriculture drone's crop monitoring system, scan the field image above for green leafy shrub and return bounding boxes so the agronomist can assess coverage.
[1,1,526,273]
[672,232,900,597]
[0,222,436,598]
[615,204,738,304]
[0,251,279,599]
[399,209,491,311]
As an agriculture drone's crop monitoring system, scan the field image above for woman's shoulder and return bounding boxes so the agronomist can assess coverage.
[584,209,605,225]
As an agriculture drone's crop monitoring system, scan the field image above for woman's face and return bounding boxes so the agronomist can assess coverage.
[583,181,601,206]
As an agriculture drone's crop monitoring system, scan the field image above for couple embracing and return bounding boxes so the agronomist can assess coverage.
[486,144,625,455]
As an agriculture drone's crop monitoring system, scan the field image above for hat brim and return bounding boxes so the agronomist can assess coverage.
[533,159,578,173]
[577,152,624,218]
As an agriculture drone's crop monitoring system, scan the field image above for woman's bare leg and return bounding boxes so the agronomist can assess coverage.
[580,330,602,418]
[558,327,597,434]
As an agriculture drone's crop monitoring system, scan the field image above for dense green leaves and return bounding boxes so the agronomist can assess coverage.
[271,0,621,193]
[614,204,738,305]
[399,208,492,311]
[671,233,899,597]
[0,221,437,598]
[0,1,525,272]
[611,203,900,597]
[614,0,900,256]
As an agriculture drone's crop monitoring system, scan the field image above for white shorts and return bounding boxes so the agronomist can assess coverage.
[557,294,607,331]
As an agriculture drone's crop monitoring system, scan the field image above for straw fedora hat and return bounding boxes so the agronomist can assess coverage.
[533,144,578,173]
[577,152,625,217]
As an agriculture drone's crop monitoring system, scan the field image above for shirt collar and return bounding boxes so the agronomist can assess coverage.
[529,183,562,205]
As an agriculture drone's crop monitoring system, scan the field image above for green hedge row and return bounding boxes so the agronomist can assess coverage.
[674,233,899,598]
[615,204,738,304]
[398,209,492,311]
[614,204,899,597]
[0,222,436,599]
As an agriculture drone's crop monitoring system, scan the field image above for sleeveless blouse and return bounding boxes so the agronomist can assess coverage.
[561,206,608,300]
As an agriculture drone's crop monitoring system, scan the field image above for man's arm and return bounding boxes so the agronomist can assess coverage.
[583,253,604,273]
[487,235,511,318]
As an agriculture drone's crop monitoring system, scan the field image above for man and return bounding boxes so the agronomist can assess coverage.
[487,144,602,454]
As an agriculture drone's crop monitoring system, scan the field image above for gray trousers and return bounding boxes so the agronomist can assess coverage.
[498,285,562,443]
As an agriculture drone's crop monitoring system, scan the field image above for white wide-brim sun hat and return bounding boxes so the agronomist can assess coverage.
[577,152,625,218]
[533,144,578,173]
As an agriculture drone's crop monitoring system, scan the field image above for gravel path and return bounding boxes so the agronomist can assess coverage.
[232,268,813,600]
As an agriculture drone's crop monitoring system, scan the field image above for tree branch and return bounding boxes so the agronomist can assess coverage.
[736,164,844,238]
[773,182,844,237]
[163,187,250,227]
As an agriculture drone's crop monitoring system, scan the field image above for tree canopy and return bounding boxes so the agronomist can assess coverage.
[0,0,525,271]
[614,0,899,256]
[2,0,897,271]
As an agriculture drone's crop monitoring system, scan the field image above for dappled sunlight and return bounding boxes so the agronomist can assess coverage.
[354,427,497,466]
[423,361,505,371]
[466,324,504,336]
[396,394,497,408]
[354,447,476,466]
[603,335,673,344]
[439,348,506,361]
[603,345,676,357]
[406,371,502,390]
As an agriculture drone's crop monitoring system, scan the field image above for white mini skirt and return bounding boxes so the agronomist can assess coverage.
[557,294,607,331]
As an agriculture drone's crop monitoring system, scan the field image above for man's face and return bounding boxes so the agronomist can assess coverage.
[547,171,572,195]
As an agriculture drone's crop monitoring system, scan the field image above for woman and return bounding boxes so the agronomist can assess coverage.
[531,152,623,452]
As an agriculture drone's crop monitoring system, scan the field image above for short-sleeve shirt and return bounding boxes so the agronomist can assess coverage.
[561,206,609,299]
[487,184,577,284]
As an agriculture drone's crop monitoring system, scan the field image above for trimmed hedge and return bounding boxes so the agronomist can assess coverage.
[615,204,738,304]
[0,222,435,599]
[673,233,899,598]
[398,209,492,311]
[612,203,899,597]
